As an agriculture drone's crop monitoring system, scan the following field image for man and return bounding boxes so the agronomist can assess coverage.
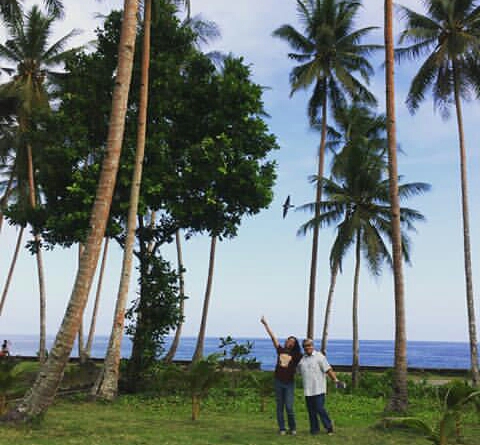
[297,338,342,435]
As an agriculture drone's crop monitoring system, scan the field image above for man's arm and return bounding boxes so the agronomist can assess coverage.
[327,368,346,388]
[260,316,280,349]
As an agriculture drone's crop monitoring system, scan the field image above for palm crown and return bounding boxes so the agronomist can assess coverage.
[396,0,480,114]
[273,0,380,122]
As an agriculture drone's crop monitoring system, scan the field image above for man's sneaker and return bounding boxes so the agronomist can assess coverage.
[289,430,297,436]
[279,430,287,436]
[327,428,334,436]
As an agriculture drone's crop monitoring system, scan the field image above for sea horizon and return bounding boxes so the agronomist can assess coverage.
[1,334,477,371]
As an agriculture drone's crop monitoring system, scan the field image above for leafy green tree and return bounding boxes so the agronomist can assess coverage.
[299,108,429,388]
[396,0,480,386]
[273,0,379,338]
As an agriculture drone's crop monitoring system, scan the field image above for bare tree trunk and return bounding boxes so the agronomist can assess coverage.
[85,238,110,357]
[452,62,479,386]
[4,0,139,421]
[94,0,151,401]
[351,231,361,390]
[26,144,47,364]
[0,226,24,316]
[192,236,217,363]
[77,244,87,364]
[307,92,328,339]
[385,0,408,412]
[321,262,339,355]
[165,229,185,363]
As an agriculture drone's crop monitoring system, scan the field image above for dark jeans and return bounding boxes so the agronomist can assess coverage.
[305,393,333,434]
[274,378,296,432]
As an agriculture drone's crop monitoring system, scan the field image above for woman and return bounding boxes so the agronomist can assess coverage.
[260,316,302,435]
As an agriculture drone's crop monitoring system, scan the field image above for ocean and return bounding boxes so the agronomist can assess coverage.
[2,334,476,370]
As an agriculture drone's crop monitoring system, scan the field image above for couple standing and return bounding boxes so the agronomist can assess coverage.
[261,317,341,436]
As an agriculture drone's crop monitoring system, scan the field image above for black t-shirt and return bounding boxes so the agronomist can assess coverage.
[274,346,302,383]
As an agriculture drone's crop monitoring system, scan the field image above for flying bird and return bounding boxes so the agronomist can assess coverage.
[282,195,295,218]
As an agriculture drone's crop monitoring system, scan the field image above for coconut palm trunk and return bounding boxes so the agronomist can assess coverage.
[165,229,185,363]
[321,262,339,355]
[85,238,109,357]
[351,231,361,389]
[385,0,408,412]
[77,244,87,364]
[192,236,217,363]
[0,225,24,315]
[26,143,47,363]
[93,0,151,401]
[5,0,139,421]
[452,61,479,386]
[307,92,328,339]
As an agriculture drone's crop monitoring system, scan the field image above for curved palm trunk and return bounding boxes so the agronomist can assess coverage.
[94,0,151,401]
[307,92,328,339]
[351,231,361,390]
[452,62,479,386]
[77,244,87,364]
[321,262,339,355]
[192,236,217,363]
[0,169,15,234]
[85,238,110,357]
[165,229,185,363]
[5,0,139,421]
[27,144,47,363]
[0,225,24,316]
[385,0,408,412]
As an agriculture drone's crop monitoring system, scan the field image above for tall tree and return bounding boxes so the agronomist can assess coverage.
[299,120,429,389]
[4,0,139,421]
[384,0,408,411]
[396,0,480,387]
[94,0,152,401]
[319,104,388,355]
[0,5,77,361]
[273,0,379,338]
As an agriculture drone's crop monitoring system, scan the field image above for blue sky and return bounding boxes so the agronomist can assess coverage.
[1,0,480,344]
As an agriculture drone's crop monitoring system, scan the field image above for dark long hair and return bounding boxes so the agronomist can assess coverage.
[287,336,301,355]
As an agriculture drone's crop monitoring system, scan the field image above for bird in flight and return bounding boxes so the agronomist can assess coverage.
[282,195,294,218]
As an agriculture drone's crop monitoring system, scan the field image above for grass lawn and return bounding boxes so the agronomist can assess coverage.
[1,388,478,445]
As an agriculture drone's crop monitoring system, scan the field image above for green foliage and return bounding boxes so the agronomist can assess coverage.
[218,336,259,369]
[384,380,480,444]
[396,0,480,117]
[273,0,380,123]
[125,252,182,391]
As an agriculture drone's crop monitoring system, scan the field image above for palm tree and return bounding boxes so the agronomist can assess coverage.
[273,0,379,338]
[319,104,388,355]
[0,0,64,21]
[396,0,480,387]
[5,0,140,421]
[299,129,429,389]
[192,235,217,364]
[93,0,152,401]
[0,5,78,362]
[384,0,407,412]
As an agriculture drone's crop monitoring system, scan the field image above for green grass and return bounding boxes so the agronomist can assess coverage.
[1,389,478,445]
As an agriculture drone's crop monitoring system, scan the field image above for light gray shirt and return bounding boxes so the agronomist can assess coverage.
[297,350,331,396]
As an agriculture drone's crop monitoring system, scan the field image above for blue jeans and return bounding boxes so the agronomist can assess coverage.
[274,378,296,432]
[305,394,333,434]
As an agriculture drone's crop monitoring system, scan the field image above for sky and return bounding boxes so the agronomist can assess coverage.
[1,0,480,345]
